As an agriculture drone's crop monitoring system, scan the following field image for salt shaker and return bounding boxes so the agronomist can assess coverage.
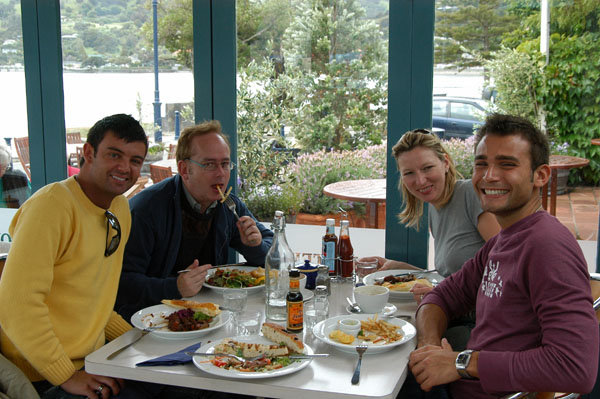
[314,285,329,322]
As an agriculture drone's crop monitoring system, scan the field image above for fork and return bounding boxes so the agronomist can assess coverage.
[351,344,368,384]
[222,196,240,221]
[185,351,263,363]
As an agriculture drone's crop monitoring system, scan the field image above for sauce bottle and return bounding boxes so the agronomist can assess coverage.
[286,269,303,333]
[322,218,338,275]
[265,211,295,321]
[337,220,354,279]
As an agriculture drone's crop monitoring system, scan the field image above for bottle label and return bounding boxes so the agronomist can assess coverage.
[323,241,336,272]
[287,301,303,331]
[289,279,300,290]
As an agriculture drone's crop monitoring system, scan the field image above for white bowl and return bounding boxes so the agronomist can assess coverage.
[354,285,389,314]
[338,318,361,337]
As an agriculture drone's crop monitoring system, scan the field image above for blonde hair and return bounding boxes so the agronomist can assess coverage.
[392,130,460,230]
[175,120,230,162]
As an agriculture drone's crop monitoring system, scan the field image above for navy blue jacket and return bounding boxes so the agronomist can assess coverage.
[115,175,273,320]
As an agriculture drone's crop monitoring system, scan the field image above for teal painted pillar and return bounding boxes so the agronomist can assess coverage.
[193,0,238,263]
[385,0,435,268]
[20,0,67,191]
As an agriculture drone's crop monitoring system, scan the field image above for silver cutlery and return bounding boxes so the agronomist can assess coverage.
[351,344,368,384]
[107,328,155,360]
[177,263,247,273]
[374,269,436,282]
[186,352,328,361]
[346,297,362,313]
[223,196,240,221]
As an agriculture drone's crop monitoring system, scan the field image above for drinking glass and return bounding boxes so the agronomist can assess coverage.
[223,289,248,334]
[237,311,262,336]
[355,259,378,282]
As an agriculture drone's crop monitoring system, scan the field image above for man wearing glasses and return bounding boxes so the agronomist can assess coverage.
[0,114,148,398]
[115,120,273,320]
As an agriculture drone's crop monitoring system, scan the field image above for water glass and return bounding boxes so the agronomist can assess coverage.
[356,259,378,281]
[223,289,248,333]
[237,311,262,336]
[304,300,328,333]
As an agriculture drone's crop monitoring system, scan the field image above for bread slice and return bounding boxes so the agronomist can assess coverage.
[161,299,221,317]
[261,322,304,353]
[214,338,289,358]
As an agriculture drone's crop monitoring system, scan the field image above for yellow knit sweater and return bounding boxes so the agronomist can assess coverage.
[0,177,132,385]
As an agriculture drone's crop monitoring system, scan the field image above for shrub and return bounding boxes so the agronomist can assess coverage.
[287,144,387,215]
[442,137,476,179]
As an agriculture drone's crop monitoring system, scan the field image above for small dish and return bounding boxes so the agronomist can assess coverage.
[338,318,361,337]
[345,303,397,317]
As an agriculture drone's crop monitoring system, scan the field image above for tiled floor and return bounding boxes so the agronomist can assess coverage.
[555,186,600,241]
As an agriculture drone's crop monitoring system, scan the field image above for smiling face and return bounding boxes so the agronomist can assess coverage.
[472,134,549,228]
[80,131,146,208]
[397,146,449,207]
[178,132,231,210]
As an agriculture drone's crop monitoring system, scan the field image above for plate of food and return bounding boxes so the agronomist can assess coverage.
[312,314,416,354]
[131,300,230,340]
[363,270,442,300]
[193,322,313,379]
[204,266,266,293]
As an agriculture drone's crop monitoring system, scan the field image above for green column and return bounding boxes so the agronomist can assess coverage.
[385,0,435,268]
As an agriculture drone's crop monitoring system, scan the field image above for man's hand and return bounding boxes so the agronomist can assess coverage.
[358,256,420,271]
[411,283,434,304]
[237,216,262,247]
[60,370,123,398]
[409,338,461,392]
[176,261,211,297]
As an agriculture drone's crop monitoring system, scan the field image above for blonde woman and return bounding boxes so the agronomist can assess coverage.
[362,129,499,301]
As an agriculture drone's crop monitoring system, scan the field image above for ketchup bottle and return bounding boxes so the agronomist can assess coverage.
[336,220,354,279]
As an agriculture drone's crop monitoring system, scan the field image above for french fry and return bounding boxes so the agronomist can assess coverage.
[359,316,404,343]
[217,186,232,203]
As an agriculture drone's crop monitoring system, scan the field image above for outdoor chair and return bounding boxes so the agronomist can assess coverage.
[502,274,600,399]
[66,132,83,144]
[124,176,149,199]
[13,137,30,181]
[168,143,177,159]
[149,164,173,184]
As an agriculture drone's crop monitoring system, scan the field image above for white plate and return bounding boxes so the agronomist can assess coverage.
[204,266,265,294]
[312,314,416,354]
[131,304,230,340]
[193,335,313,379]
[363,270,443,300]
[345,303,397,317]
[301,289,314,302]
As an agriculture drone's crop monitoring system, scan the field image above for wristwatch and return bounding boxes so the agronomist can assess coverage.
[455,349,475,379]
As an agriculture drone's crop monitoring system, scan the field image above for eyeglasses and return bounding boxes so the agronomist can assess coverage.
[411,128,432,134]
[186,158,235,172]
[104,210,121,257]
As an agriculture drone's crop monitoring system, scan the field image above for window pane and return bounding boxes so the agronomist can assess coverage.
[0,0,31,218]
[236,0,389,225]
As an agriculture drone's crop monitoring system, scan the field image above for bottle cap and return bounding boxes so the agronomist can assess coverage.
[318,265,328,271]
[275,210,284,217]
[289,269,300,278]
[315,285,327,294]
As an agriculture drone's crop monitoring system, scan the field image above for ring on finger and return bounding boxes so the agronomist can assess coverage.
[420,294,424,300]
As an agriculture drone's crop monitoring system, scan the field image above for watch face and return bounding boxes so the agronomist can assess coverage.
[456,353,468,364]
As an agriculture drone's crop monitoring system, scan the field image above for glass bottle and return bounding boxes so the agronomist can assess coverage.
[286,269,303,333]
[337,220,354,279]
[314,285,329,322]
[265,210,295,321]
[321,218,338,274]
[315,265,331,296]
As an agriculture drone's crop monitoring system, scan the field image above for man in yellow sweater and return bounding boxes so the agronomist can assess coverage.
[0,114,148,398]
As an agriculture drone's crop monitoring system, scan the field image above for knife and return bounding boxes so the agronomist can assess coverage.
[374,270,436,282]
[178,263,248,273]
[106,328,154,360]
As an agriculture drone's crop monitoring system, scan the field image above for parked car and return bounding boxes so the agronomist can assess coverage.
[432,96,489,139]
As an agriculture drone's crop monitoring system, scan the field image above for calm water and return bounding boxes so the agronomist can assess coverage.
[0,69,483,141]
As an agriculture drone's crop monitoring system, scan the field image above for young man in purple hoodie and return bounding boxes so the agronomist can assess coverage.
[408,114,598,398]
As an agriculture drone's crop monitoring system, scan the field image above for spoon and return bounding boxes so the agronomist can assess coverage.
[346,297,362,313]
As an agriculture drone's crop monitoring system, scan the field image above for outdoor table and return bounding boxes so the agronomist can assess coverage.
[541,155,589,216]
[86,280,417,399]
[591,138,600,146]
[323,179,386,229]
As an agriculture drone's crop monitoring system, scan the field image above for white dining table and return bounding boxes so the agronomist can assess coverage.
[85,280,419,399]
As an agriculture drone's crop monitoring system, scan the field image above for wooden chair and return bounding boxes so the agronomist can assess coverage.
[502,275,600,399]
[124,176,149,199]
[66,132,83,144]
[149,164,173,184]
[13,137,30,180]
[168,143,177,159]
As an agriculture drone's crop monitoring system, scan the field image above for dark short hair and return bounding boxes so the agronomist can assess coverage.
[87,114,148,154]
[175,120,230,162]
[475,113,549,171]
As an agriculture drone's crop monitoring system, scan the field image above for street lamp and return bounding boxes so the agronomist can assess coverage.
[152,0,162,143]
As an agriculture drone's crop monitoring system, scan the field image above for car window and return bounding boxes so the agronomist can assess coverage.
[432,101,447,117]
[450,102,482,121]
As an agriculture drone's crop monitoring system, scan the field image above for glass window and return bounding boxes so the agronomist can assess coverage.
[450,102,480,121]
[432,100,447,117]
[236,0,389,224]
